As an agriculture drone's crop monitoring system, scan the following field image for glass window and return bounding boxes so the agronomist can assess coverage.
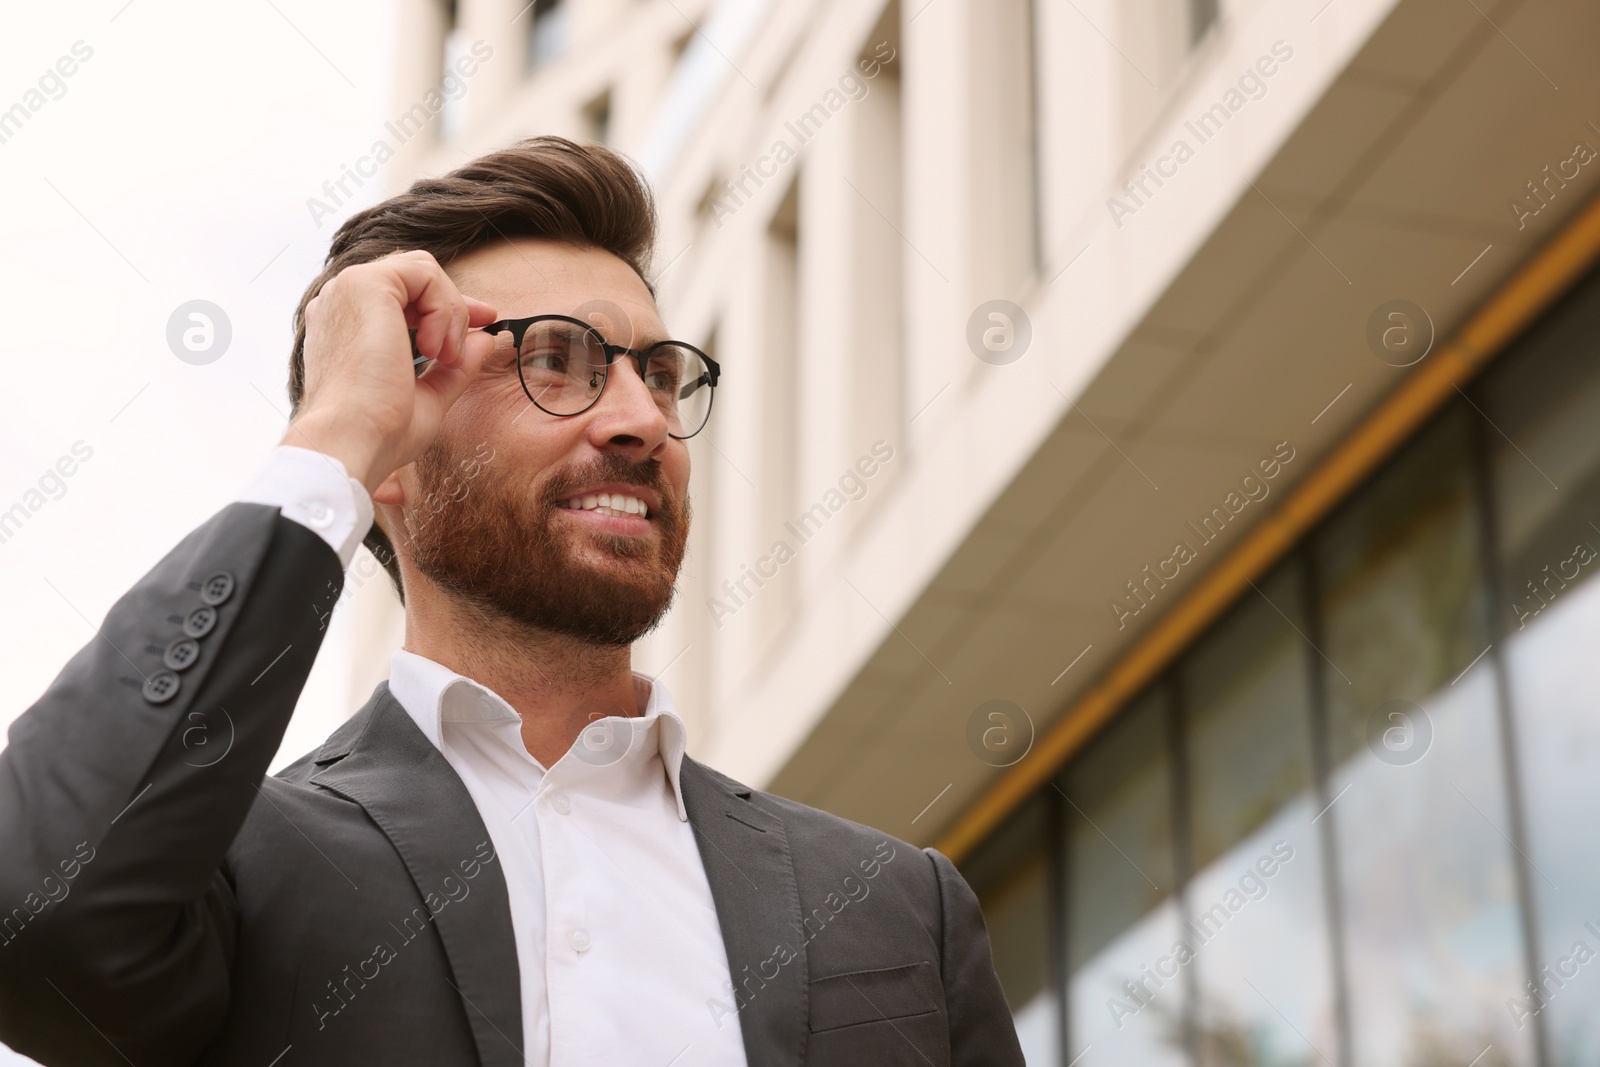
[1062,688,1185,1066]
[1315,409,1534,1066]
[1483,264,1600,1063]
[1189,0,1219,46]
[965,798,1059,1066]
[965,262,1600,1067]
[440,25,471,139]
[1179,561,1337,1066]
[525,0,568,73]
[582,90,611,145]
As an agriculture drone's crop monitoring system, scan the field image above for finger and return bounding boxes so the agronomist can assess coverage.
[413,295,459,366]
[439,293,494,365]
[436,300,471,368]
[388,254,464,364]
[464,295,499,325]
[416,327,495,415]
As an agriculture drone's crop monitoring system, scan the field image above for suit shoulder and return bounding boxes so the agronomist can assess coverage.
[269,685,387,787]
[270,746,321,785]
[727,786,927,891]
[761,789,917,853]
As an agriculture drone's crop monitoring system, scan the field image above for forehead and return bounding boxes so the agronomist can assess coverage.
[446,238,663,343]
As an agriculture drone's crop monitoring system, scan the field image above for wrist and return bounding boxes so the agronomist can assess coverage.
[280,414,388,495]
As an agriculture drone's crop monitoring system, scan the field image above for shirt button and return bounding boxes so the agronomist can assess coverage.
[569,927,591,953]
[550,791,571,815]
[307,503,334,529]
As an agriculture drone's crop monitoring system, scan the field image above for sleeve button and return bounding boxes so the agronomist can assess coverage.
[200,572,235,606]
[143,671,181,704]
[163,638,200,672]
[183,606,218,639]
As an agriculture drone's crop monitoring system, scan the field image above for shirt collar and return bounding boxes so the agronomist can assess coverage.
[387,647,690,821]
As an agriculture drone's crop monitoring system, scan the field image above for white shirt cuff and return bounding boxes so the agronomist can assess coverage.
[237,445,375,570]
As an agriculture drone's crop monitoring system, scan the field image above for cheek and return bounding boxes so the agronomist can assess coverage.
[666,445,692,497]
[456,378,553,444]
[445,379,513,432]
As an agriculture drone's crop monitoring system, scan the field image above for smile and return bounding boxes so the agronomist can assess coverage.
[557,491,651,519]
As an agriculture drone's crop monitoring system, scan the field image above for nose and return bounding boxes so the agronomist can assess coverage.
[585,354,670,459]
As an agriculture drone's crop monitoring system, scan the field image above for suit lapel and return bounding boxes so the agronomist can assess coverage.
[309,684,524,1067]
[679,757,808,1067]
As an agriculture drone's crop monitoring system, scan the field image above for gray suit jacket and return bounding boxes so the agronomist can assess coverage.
[0,503,1023,1066]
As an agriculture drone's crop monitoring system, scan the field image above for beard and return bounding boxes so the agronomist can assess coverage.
[403,437,690,648]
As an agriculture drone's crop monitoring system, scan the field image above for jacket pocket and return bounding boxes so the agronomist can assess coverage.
[808,960,937,1033]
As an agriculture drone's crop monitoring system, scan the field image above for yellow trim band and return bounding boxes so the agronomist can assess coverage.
[936,191,1600,865]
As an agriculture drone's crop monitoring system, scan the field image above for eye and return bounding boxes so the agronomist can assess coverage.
[522,348,570,374]
[644,353,684,393]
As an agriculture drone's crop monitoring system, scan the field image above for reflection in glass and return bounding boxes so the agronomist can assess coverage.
[1064,689,1185,1066]
[964,267,1600,1066]
[1180,562,1335,1066]
[1483,267,1600,1064]
[1316,410,1532,1067]
[966,799,1059,1066]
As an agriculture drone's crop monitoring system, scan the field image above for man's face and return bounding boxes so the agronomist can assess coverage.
[386,238,693,647]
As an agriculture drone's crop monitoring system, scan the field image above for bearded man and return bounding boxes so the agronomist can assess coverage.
[0,137,1022,1067]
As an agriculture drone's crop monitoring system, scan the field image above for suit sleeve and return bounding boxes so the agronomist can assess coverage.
[926,846,1026,1067]
[0,502,345,1065]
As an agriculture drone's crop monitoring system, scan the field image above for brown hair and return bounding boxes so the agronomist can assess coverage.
[286,135,659,603]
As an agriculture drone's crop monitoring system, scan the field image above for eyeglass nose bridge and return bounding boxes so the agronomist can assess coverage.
[597,341,654,386]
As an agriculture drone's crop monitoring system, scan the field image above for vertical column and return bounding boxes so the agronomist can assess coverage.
[1030,0,1134,267]
[844,37,905,508]
[455,0,523,131]
[966,0,1037,306]
[700,216,776,709]
[387,0,451,189]
[899,0,973,454]
[757,179,802,654]
[793,99,855,593]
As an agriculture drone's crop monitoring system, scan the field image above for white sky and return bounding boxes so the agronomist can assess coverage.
[0,10,403,1054]
[0,0,401,690]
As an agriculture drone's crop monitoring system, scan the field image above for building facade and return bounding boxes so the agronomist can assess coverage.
[362,0,1600,1062]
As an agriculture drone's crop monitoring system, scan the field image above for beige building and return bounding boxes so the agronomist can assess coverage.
[320,0,1600,1062]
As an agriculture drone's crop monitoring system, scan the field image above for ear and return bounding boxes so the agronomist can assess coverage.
[372,469,406,507]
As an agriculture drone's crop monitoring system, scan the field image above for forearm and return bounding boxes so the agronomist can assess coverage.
[0,502,344,1060]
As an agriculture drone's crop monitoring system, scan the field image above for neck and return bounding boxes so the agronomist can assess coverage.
[401,581,642,768]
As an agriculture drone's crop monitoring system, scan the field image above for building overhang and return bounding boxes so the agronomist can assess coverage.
[701,0,1600,850]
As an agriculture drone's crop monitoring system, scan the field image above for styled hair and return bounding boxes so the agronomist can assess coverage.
[285,136,659,602]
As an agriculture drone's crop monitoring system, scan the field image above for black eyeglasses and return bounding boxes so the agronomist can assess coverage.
[413,314,719,440]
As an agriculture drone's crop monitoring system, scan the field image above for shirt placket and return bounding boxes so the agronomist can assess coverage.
[539,762,593,1064]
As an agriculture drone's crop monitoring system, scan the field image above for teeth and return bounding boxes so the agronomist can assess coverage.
[561,492,649,518]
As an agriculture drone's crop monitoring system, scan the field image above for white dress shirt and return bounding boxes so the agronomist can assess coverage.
[238,446,749,1066]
